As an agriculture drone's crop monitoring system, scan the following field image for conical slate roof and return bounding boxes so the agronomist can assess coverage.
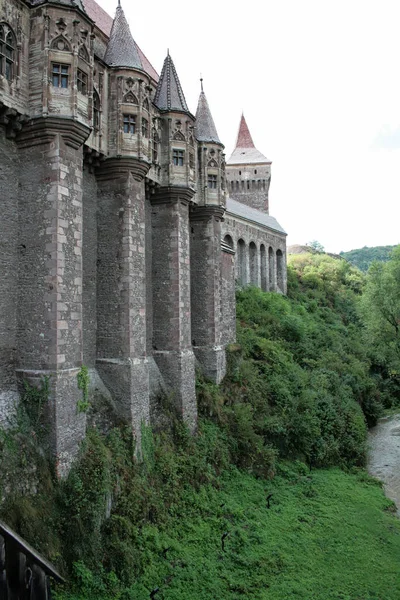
[154,53,189,113]
[104,3,143,69]
[227,114,271,165]
[195,86,222,145]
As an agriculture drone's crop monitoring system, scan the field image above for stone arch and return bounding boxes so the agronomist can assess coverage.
[224,234,234,249]
[249,241,258,286]
[143,97,150,111]
[260,244,267,291]
[236,239,246,286]
[50,34,72,52]
[123,91,138,104]
[78,44,90,61]
[268,246,275,291]
[276,249,284,292]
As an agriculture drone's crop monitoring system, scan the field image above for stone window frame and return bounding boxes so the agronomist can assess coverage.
[93,88,101,131]
[77,68,88,95]
[142,117,149,138]
[123,114,136,134]
[207,174,217,189]
[52,63,70,88]
[0,22,16,82]
[172,148,184,166]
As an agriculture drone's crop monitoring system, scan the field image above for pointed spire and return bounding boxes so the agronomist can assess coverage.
[228,113,270,165]
[104,2,143,70]
[154,53,189,113]
[195,82,222,145]
[235,114,255,149]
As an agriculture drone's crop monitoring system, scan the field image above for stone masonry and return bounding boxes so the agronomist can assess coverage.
[0,0,287,472]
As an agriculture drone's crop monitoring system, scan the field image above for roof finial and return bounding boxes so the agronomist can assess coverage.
[118,0,121,6]
[200,74,203,93]
[167,48,169,56]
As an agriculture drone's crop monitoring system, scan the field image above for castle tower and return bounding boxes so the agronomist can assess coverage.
[95,2,151,447]
[151,53,197,430]
[190,83,228,383]
[226,115,271,214]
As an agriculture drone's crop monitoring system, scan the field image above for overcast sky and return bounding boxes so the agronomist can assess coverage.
[97,0,400,253]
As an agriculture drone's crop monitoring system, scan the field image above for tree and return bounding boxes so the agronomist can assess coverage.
[306,240,325,253]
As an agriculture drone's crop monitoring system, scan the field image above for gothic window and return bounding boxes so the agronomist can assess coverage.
[208,174,217,189]
[231,181,234,192]
[262,180,266,190]
[189,152,195,169]
[152,129,158,163]
[124,92,138,104]
[52,63,69,88]
[77,69,88,94]
[249,242,258,286]
[78,45,90,62]
[142,117,149,137]
[241,180,244,191]
[93,89,100,130]
[247,180,250,190]
[123,114,136,134]
[254,169,257,174]
[173,149,184,166]
[0,23,15,81]
[143,97,149,111]
[239,170,241,175]
[236,181,239,191]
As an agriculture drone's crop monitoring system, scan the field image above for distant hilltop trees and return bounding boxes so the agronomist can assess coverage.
[340,245,397,272]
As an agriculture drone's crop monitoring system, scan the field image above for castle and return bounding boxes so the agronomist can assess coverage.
[0,0,287,474]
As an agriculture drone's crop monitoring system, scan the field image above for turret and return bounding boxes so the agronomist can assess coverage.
[226,114,271,213]
[195,80,226,208]
[153,52,196,192]
[104,2,154,164]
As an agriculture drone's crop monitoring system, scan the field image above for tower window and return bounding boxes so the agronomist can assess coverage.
[208,174,217,189]
[123,114,136,134]
[262,180,265,190]
[241,180,244,190]
[254,169,257,174]
[0,23,15,81]
[247,180,250,190]
[52,63,69,88]
[231,181,234,191]
[142,117,149,137]
[173,149,184,166]
[93,89,100,130]
[77,68,88,94]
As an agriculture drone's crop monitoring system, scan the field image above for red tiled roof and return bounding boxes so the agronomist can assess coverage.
[83,0,159,81]
[235,114,255,148]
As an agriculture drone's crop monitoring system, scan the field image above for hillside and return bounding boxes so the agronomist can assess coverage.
[1,252,400,599]
[340,245,396,272]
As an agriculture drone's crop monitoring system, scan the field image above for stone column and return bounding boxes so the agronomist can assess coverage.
[190,206,226,383]
[151,189,197,431]
[16,117,90,476]
[96,158,150,450]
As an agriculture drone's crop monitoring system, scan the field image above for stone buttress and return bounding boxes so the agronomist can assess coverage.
[152,53,197,430]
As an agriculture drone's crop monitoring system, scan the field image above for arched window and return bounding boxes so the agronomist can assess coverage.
[237,239,246,286]
[93,89,100,130]
[249,242,258,286]
[224,234,234,249]
[260,244,267,291]
[276,249,284,292]
[268,246,275,291]
[0,23,16,81]
[236,181,239,191]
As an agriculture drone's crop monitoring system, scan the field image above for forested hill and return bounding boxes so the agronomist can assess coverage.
[2,251,400,599]
[340,245,396,272]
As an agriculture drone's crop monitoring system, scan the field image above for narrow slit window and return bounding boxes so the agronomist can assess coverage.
[77,69,88,94]
[142,117,149,137]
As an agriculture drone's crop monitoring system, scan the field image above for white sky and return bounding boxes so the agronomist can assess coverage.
[97,0,400,253]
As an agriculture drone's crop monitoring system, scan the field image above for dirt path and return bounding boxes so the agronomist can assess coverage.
[368,413,400,516]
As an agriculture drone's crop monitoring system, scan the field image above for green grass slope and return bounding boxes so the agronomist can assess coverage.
[2,252,400,599]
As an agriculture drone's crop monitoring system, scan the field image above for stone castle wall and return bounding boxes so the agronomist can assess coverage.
[0,0,286,472]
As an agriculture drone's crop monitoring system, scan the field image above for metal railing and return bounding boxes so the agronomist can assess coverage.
[0,520,65,600]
